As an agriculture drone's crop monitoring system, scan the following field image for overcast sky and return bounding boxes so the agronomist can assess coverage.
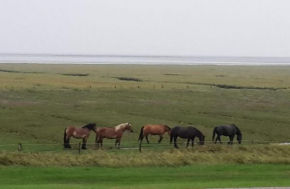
[0,0,290,57]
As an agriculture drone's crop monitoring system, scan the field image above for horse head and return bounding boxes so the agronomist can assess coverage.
[126,122,133,133]
[237,134,242,144]
[199,135,205,145]
[164,125,171,136]
[83,123,97,133]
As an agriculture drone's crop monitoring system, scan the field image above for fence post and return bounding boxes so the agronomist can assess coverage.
[78,142,81,154]
[18,143,22,151]
[251,140,254,145]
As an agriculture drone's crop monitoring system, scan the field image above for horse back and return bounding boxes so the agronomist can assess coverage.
[71,127,91,139]
[65,126,76,135]
[171,126,190,138]
[144,124,168,135]
[215,125,237,136]
[97,127,119,138]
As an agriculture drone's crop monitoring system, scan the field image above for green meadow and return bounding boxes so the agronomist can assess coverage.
[0,63,290,188]
[0,164,290,189]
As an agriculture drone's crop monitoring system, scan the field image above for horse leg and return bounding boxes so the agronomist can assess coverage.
[192,138,194,147]
[229,136,234,145]
[174,136,178,148]
[214,135,218,144]
[97,137,103,149]
[145,134,150,144]
[158,134,163,143]
[66,137,72,148]
[217,135,222,144]
[116,138,121,149]
[82,138,87,149]
[96,138,101,149]
[186,139,190,148]
[95,135,99,148]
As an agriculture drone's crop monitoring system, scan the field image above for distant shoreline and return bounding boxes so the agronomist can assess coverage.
[0,54,290,66]
[1,62,287,66]
[1,61,290,66]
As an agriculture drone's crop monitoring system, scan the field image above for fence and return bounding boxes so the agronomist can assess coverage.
[0,140,288,154]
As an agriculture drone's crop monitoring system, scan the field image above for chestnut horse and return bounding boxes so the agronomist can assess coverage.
[138,124,171,144]
[96,122,133,149]
[63,123,97,149]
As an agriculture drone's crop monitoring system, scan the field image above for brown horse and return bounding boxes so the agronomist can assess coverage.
[96,122,133,149]
[63,123,97,149]
[138,124,171,144]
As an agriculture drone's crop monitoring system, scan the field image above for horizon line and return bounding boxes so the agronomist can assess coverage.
[1,53,290,59]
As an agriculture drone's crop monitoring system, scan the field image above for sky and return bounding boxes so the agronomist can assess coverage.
[0,0,290,57]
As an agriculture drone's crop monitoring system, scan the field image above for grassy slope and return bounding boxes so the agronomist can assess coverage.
[1,145,290,166]
[0,64,290,151]
[1,164,290,189]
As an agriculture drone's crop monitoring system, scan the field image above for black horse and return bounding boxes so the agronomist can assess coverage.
[170,126,205,148]
[212,124,242,145]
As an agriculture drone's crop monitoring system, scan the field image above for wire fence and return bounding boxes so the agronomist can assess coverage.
[0,140,289,154]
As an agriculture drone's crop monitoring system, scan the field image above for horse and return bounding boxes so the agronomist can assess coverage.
[212,124,242,145]
[96,122,133,149]
[138,124,171,144]
[170,126,205,148]
[63,123,97,149]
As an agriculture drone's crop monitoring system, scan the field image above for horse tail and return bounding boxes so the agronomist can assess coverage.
[138,126,144,141]
[63,128,67,147]
[170,132,173,144]
[212,127,217,142]
[95,128,99,144]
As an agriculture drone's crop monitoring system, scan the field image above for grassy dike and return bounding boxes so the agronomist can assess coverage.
[1,145,290,167]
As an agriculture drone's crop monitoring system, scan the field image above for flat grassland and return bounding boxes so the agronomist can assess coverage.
[0,64,289,146]
[0,64,290,188]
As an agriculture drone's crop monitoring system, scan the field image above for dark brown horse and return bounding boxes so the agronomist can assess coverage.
[96,122,133,149]
[64,123,97,149]
[170,126,205,148]
[138,124,171,144]
[212,124,242,144]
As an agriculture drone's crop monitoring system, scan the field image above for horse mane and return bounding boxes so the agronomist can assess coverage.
[82,123,96,130]
[191,126,204,138]
[231,124,241,135]
[115,123,129,131]
[164,125,171,130]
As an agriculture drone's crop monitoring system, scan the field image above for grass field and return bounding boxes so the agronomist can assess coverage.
[1,164,290,189]
[0,63,290,188]
[1,63,290,148]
